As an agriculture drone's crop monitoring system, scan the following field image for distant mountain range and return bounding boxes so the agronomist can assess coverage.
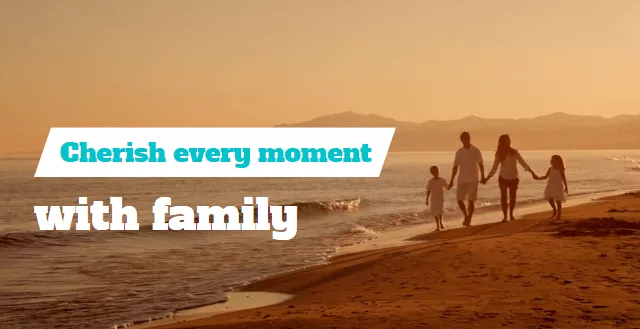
[276,112,640,151]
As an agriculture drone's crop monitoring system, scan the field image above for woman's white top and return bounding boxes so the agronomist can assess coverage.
[487,150,531,180]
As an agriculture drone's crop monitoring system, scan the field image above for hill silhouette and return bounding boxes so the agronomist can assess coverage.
[276,112,640,151]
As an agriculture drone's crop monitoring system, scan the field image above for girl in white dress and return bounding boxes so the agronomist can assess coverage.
[426,165,450,231]
[533,155,568,219]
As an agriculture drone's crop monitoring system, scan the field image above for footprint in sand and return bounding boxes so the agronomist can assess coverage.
[573,297,593,304]
[482,312,499,319]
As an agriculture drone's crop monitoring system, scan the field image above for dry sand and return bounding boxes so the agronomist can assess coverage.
[150,192,640,329]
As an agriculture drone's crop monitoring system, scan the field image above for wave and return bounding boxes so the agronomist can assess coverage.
[343,224,380,237]
[289,197,364,214]
[607,156,640,172]
[0,230,96,249]
[191,197,368,221]
[607,156,639,163]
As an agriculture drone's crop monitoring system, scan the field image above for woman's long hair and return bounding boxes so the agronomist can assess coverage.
[495,134,515,162]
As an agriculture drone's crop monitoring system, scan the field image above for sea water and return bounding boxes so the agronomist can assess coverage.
[1,150,639,329]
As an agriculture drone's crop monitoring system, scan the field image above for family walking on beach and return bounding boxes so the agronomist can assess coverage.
[426,132,569,231]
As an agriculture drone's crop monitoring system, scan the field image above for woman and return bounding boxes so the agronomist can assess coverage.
[482,134,535,222]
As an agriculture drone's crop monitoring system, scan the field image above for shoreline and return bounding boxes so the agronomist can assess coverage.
[132,188,638,329]
[128,292,294,329]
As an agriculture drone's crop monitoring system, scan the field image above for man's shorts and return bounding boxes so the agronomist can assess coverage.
[456,182,478,201]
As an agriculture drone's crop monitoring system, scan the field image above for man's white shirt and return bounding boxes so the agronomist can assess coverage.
[453,145,483,183]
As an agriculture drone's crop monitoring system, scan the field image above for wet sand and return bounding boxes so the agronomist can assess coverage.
[148,191,640,329]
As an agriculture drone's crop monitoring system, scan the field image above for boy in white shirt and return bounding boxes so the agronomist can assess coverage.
[426,165,449,231]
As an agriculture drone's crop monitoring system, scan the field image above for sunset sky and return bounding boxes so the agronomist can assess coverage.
[1,0,639,153]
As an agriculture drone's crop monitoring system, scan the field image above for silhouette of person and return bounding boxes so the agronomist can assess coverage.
[532,154,568,219]
[448,131,485,226]
[426,165,450,231]
[482,134,534,222]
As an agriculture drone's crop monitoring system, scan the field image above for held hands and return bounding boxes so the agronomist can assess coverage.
[531,172,539,180]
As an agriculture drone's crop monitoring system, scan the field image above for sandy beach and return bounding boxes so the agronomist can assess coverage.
[142,191,640,329]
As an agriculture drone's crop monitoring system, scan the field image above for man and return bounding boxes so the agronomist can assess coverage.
[448,131,485,227]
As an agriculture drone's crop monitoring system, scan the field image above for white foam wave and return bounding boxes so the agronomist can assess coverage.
[608,156,639,163]
[346,224,380,237]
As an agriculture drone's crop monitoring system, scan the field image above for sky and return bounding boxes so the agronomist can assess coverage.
[1,0,639,153]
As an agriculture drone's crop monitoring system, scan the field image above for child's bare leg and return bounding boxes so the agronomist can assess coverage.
[556,201,562,219]
[439,215,444,229]
[434,216,440,231]
[548,199,557,218]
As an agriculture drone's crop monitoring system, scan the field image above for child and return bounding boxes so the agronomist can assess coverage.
[532,154,568,219]
[426,165,449,231]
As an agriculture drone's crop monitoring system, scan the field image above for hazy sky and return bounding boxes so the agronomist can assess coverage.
[1,0,639,153]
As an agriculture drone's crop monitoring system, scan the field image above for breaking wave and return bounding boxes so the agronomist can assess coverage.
[0,230,96,249]
[607,156,639,163]
[607,156,640,172]
[289,197,364,214]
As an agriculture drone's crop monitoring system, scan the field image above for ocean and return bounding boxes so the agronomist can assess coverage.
[1,150,639,329]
